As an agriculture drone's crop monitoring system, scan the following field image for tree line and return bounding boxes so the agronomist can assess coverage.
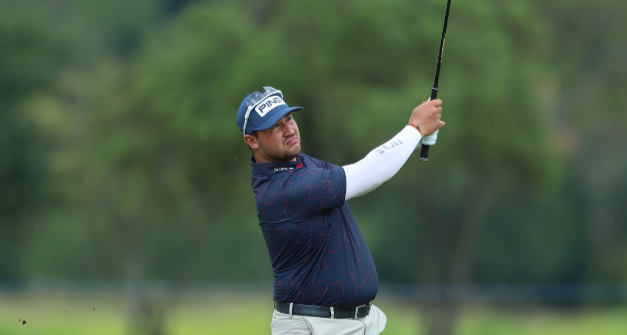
[1,0,626,289]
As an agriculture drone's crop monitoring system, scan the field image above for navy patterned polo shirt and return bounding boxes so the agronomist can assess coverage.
[251,153,378,308]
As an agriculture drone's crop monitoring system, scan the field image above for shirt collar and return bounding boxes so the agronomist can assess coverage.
[250,154,306,176]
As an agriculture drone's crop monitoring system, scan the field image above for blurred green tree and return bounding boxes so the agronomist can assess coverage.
[535,0,627,283]
[0,5,69,279]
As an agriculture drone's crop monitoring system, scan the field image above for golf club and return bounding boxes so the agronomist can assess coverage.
[420,0,452,162]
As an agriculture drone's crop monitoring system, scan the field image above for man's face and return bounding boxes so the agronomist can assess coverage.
[248,113,301,163]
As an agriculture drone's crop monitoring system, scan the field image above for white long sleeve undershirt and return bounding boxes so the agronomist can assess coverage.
[343,126,422,200]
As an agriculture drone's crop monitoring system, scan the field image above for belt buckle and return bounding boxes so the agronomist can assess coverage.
[354,303,367,319]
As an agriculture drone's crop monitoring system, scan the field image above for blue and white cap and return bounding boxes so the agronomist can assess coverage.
[236,86,303,135]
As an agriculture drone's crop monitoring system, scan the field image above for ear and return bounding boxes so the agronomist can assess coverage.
[243,134,259,150]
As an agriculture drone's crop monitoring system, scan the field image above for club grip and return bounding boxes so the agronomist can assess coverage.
[420,87,439,162]
[419,144,430,162]
[431,87,438,100]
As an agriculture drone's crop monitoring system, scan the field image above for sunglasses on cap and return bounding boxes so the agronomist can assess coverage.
[242,86,283,136]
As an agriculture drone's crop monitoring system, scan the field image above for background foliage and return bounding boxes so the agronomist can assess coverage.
[1,0,626,333]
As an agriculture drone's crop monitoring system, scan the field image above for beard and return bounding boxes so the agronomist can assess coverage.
[258,136,301,162]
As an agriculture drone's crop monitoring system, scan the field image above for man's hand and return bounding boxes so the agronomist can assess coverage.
[408,99,445,136]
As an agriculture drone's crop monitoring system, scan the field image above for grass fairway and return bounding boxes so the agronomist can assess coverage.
[1,292,626,335]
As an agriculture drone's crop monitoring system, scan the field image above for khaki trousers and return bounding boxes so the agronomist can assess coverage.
[270,304,386,335]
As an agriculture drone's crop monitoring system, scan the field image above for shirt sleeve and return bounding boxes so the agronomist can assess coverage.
[280,164,347,222]
[343,125,422,200]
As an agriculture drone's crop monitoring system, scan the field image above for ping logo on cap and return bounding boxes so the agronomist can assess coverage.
[255,95,286,117]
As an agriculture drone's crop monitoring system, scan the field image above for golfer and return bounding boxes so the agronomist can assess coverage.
[237,87,444,335]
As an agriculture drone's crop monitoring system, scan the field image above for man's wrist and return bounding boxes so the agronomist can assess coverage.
[407,123,423,136]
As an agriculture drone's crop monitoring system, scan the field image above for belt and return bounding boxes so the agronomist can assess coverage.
[274,301,372,319]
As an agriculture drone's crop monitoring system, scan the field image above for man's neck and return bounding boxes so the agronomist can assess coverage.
[253,152,298,164]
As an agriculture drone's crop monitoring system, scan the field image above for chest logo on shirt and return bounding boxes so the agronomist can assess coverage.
[255,96,286,117]
[273,162,303,172]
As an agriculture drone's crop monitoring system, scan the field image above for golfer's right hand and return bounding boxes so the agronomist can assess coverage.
[408,99,445,136]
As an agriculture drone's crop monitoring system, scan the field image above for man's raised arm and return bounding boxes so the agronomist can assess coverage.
[344,99,444,200]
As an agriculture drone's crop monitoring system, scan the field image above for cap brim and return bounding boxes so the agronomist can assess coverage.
[254,105,304,132]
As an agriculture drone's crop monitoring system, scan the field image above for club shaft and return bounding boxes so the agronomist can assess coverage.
[433,0,452,93]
